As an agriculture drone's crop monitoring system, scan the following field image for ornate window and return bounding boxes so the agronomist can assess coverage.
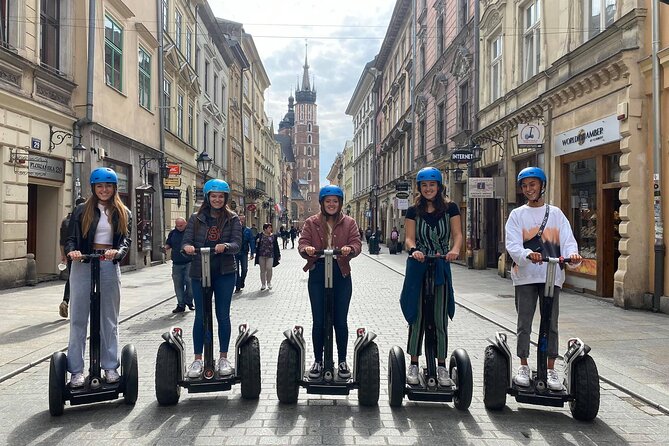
[40,0,60,69]
[138,47,151,109]
[522,1,541,81]
[490,34,502,101]
[585,0,616,41]
[104,15,123,91]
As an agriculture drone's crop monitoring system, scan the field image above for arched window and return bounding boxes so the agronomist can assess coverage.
[307,146,312,156]
[307,159,312,168]
[308,134,312,144]
[307,171,312,181]
[308,123,312,132]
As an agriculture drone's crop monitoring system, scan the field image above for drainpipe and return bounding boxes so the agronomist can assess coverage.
[156,0,167,256]
[72,0,96,204]
[241,65,249,217]
[652,0,664,312]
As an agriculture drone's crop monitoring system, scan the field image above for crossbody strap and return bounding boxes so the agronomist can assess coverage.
[535,205,550,237]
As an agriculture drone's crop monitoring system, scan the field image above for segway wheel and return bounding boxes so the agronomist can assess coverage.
[276,339,300,404]
[569,355,600,421]
[48,352,67,416]
[387,346,406,408]
[450,348,473,411]
[483,345,508,410]
[239,336,262,399]
[357,342,380,406]
[155,342,181,405]
[121,344,138,405]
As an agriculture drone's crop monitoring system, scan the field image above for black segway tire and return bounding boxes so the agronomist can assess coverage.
[483,345,508,410]
[121,344,138,405]
[239,336,262,399]
[569,355,600,421]
[357,342,380,406]
[276,339,300,404]
[450,348,473,411]
[155,342,181,405]
[49,352,67,416]
[387,346,406,407]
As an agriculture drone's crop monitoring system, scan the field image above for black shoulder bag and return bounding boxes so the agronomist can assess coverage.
[523,205,550,252]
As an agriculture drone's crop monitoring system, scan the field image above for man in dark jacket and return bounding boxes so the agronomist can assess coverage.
[58,196,85,318]
[289,225,297,249]
[164,217,194,313]
[235,215,256,293]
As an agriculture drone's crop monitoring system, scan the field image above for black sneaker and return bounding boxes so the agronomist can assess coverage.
[338,361,351,379]
[234,287,242,294]
[186,303,194,311]
[172,306,185,313]
[308,361,323,379]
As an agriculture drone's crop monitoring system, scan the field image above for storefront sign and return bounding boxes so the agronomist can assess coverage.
[163,189,181,199]
[167,163,181,176]
[468,177,494,199]
[396,191,410,199]
[517,123,544,148]
[28,153,65,182]
[451,148,476,163]
[395,198,409,210]
[247,204,257,212]
[555,115,621,156]
[163,177,181,187]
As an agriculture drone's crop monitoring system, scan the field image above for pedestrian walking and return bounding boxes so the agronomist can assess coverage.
[164,217,194,313]
[235,214,256,293]
[254,223,281,290]
[182,179,241,378]
[279,225,289,249]
[299,185,362,379]
[400,167,462,387]
[390,226,400,254]
[505,167,582,390]
[64,167,132,387]
[58,196,85,318]
[289,225,297,249]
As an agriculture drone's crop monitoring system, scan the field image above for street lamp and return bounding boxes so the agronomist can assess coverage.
[346,204,351,215]
[196,151,212,178]
[72,142,86,200]
[265,197,274,223]
[444,167,464,182]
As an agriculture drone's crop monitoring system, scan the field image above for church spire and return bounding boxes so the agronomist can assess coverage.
[301,42,311,91]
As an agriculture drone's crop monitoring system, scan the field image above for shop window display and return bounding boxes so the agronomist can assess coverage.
[569,159,597,276]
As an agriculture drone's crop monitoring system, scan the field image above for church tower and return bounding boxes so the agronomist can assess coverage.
[292,45,320,220]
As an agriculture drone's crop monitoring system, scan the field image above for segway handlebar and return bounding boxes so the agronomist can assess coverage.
[408,252,449,262]
[77,253,108,261]
[526,255,574,264]
[312,249,343,257]
[181,246,224,256]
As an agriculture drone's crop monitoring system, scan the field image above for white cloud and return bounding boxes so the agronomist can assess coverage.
[210,0,395,186]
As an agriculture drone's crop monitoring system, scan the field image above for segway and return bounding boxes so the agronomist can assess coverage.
[483,256,600,421]
[388,254,473,409]
[276,249,380,406]
[49,253,138,416]
[155,247,261,405]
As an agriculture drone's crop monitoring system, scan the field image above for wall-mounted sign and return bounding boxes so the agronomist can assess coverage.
[395,182,410,191]
[163,189,181,199]
[167,163,181,176]
[247,204,257,212]
[396,198,409,210]
[517,123,544,148]
[451,148,476,163]
[468,177,494,199]
[554,114,621,156]
[396,191,410,199]
[31,138,41,150]
[28,152,65,182]
[163,177,181,187]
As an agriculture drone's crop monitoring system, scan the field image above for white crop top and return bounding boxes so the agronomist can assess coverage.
[93,203,114,245]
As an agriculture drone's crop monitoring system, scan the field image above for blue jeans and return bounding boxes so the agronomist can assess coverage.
[308,261,352,363]
[235,253,249,289]
[172,263,193,308]
[191,272,236,355]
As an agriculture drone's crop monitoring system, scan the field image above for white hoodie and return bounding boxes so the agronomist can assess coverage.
[505,204,580,287]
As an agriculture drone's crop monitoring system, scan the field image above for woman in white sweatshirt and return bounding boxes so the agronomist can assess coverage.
[505,166,582,391]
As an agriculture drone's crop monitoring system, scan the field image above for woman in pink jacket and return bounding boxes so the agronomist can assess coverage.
[299,185,362,380]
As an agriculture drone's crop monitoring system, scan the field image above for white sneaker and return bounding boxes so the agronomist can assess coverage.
[406,364,419,385]
[268,283,272,289]
[547,368,563,391]
[514,365,531,387]
[105,369,120,383]
[187,359,203,378]
[70,372,85,388]
[437,366,454,387]
[217,357,233,376]
[308,361,322,379]
[337,361,351,379]
[260,285,266,291]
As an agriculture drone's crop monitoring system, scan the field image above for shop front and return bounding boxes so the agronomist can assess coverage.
[555,115,622,297]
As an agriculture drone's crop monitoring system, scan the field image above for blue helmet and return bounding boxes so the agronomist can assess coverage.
[416,167,442,185]
[319,185,344,203]
[90,167,117,185]
[203,179,230,204]
[517,167,547,186]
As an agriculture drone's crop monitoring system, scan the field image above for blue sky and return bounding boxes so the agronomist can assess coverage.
[210,0,395,186]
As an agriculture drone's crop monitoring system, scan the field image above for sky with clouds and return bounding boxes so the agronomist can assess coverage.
[210,0,395,186]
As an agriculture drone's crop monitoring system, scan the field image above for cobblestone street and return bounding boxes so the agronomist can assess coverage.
[0,248,667,445]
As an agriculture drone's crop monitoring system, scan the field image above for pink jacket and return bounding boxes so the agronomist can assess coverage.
[298,213,362,277]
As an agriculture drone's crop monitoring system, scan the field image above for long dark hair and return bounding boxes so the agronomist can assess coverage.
[82,185,129,237]
[413,182,449,218]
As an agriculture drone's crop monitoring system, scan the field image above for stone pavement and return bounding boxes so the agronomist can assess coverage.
[0,247,667,445]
